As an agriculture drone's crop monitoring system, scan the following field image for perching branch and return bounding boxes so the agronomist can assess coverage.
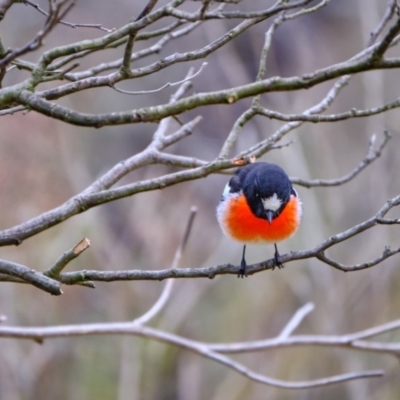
[58,192,400,283]
[0,190,396,292]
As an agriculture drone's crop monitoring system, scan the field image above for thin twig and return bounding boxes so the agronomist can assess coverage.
[121,0,159,75]
[209,316,400,354]
[166,0,315,21]
[24,0,114,32]
[133,207,197,325]
[237,75,351,158]
[370,14,400,61]
[44,238,91,278]
[316,247,400,272]
[0,0,75,68]
[255,99,400,123]
[368,0,398,45]
[219,10,284,158]
[291,131,391,188]
[278,303,315,340]
[113,62,207,95]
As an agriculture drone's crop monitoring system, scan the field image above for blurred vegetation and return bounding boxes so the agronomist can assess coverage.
[0,1,400,399]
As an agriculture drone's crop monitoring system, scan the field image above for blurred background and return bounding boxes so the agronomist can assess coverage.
[0,0,400,399]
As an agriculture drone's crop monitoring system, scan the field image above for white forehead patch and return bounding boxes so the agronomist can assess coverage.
[261,193,282,211]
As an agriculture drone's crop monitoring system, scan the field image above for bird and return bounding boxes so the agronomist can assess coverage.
[216,162,302,277]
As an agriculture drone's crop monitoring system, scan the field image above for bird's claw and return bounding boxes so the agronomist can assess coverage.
[272,249,284,270]
[238,259,248,278]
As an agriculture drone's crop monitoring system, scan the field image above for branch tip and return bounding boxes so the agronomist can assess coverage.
[73,238,91,255]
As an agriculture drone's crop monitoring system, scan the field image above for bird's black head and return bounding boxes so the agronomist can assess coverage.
[239,162,294,222]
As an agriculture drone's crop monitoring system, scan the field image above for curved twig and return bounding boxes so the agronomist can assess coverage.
[291,131,391,188]
[0,317,384,389]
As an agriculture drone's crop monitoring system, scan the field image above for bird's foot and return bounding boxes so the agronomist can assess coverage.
[238,259,248,278]
[272,245,284,270]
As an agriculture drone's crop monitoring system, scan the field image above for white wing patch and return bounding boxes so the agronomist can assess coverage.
[222,183,231,198]
[261,193,282,211]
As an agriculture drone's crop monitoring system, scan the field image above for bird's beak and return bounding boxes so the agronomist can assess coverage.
[265,210,274,224]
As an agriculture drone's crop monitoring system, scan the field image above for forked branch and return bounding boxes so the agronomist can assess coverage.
[0,302,393,389]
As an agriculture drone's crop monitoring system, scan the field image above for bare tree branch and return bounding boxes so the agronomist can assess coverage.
[209,313,400,355]
[0,2,399,393]
[0,2,396,297]
[237,75,351,158]
[120,0,159,76]
[292,131,391,187]
[0,0,75,68]
[0,0,17,21]
[47,20,202,79]
[370,13,400,60]
[278,303,315,340]
[0,304,386,389]
[49,192,399,286]
[112,61,207,95]
[368,0,399,45]
[0,259,62,295]
[44,238,91,279]
[17,36,400,128]
[24,0,114,32]
[166,0,316,21]
[255,98,400,123]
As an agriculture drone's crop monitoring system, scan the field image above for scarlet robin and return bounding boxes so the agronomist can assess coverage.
[217,162,302,277]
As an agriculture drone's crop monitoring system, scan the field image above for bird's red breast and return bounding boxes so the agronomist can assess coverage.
[218,193,301,244]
